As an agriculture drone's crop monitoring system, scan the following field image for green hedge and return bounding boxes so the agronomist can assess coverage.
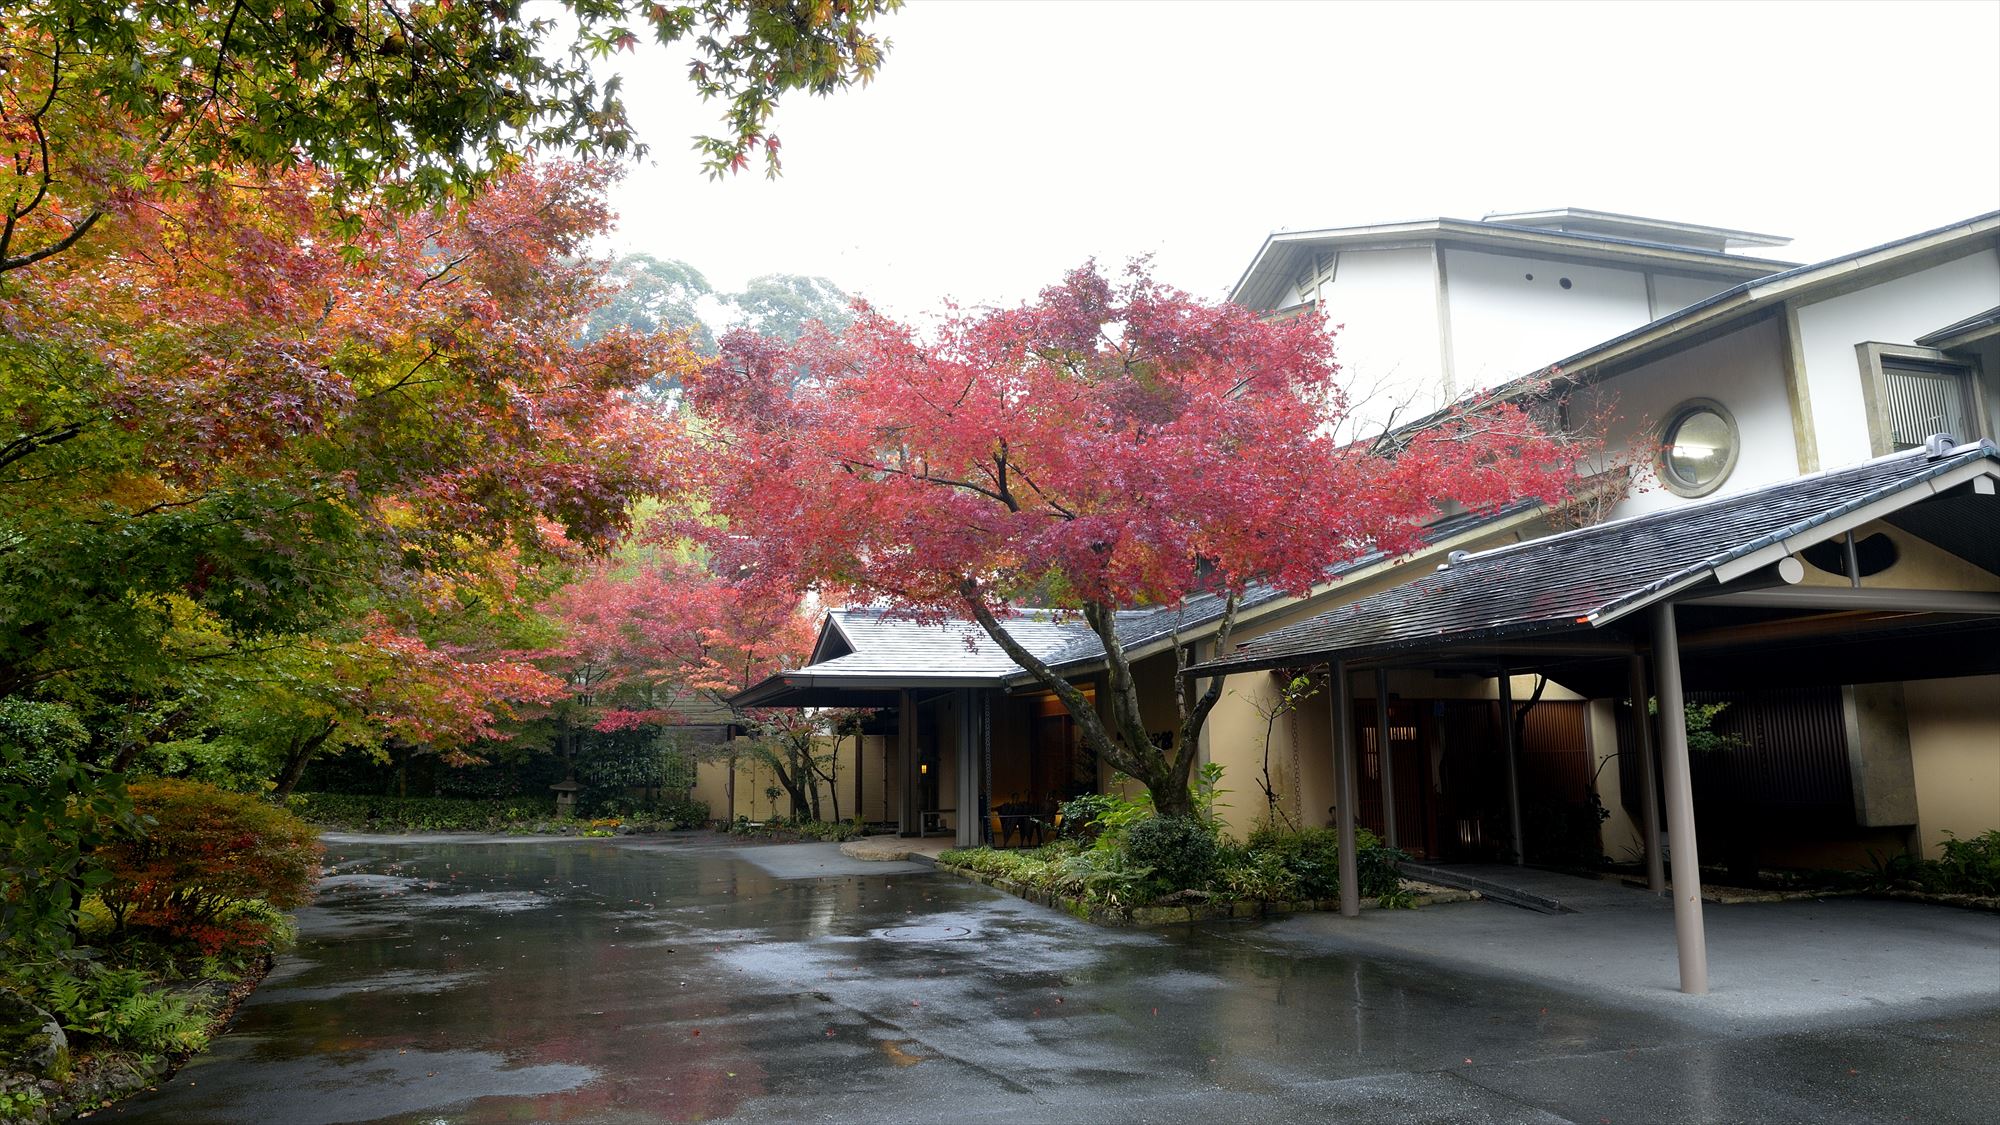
[286,793,556,832]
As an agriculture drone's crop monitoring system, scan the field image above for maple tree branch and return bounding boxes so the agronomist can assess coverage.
[208,0,248,101]
[956,577,1134,777]
[0,421,88,475]
[833,455,1011,505]
[1178,591,1240,755]
[1008,462,1074,519]
[364,343,446,400]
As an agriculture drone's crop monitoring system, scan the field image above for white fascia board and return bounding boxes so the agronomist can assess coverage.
[1561,214,2000,383]
[1585,460,2000,629]
[1707,461,2000,583]
[788,672,1004,690]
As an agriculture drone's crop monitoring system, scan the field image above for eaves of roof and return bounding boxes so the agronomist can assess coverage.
[1189,442,2000,677]
[1536,211,2000,387]
[1917,304,2000,349]
[1376,210,2000,441]
[1229,217,1800,310]
[1004,501,1549,685]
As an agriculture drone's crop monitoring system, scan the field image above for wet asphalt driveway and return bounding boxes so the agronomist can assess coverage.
[107,834,2000,1124]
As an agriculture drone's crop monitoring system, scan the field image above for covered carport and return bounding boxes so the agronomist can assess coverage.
[1190,438,2000,994]
[731,673,998,847]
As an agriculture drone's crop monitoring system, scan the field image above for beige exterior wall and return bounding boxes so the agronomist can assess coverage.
[1196,517,1561,840]
[1905,674,2000,858]
[1586,699,1645,863]
[1790,520,2000,592]
[689,731,879,826]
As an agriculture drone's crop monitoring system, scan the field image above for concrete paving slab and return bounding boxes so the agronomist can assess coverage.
[1401,861,1672,912]
[105,834,2000,1124]
[733,840,930,878]
[1252,895,2000,1031]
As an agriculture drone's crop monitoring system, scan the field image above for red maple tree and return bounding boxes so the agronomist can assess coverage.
[676,262,1587,815]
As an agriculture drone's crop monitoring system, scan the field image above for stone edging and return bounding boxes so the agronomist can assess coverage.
[936,863,1477,926]
[6,954,274,1124]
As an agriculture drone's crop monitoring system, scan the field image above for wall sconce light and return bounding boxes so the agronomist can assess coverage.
[919,763,928,776]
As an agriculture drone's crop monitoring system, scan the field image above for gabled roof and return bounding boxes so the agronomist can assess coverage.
[1918,305,2000,349]
[1230,213,1798,311]
[1531,210,2000,388]
[735,606,1095,705]
[1015,502,1543,682]
[727,504,1547,708]
[1479,208,1792,253]
[1191,441,2000,676]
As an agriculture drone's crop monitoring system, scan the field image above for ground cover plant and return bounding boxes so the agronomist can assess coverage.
[1869,830,2000,899]
[730,817,871,843]
[940,771,1412,917]
[1,782,318,1121]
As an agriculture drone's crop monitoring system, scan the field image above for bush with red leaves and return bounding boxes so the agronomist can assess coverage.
[99,780,322,954]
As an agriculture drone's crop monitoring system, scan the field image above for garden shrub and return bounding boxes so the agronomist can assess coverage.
[99,780,322,954]
[730,816,863,841]
[287,792,556,831]
[1246,823,1407,900]
[1925,829,2000,896]
[1,700,133,959]
[1125,815,1220,896]
[1056,794,1114,842]
[1215,845,1299,902]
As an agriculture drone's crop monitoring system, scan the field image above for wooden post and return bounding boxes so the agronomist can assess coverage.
[1498,668,1525,866]
[1628,653,1667,894]
[1330,661,1361,917]
[1374,667,1399,849]
[1652,602,1710,995]
[956,690,981,848]
[898,690,920,838]
[852,723,865,829]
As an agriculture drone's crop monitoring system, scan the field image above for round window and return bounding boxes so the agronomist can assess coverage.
[1659,400,1737,496]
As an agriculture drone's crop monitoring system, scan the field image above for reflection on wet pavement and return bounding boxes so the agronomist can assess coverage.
[106,835,2000,1124]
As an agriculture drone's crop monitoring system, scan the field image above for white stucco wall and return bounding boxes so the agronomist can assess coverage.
[1444,249,1659,395]
[1570,315,1795,518]
[1794,248,2000,469]
[1652,272,1733,319]
[1315,247,1444,436]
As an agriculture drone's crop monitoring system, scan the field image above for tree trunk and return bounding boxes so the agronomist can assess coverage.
[272,720,340,799]
[958,579,1239,819]
[726,751,738,823]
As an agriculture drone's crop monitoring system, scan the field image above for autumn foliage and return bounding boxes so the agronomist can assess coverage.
[678,262,1587,812]
[543,553,817,734]
[99,780,323,954]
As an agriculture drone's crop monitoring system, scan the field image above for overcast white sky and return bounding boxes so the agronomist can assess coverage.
[603,0,2000,317]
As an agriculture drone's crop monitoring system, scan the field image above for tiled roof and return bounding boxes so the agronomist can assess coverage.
[1194,442,2000,674]
[807,607,1095,682]
[1024,503,1540,679]
[727,503,1546,709]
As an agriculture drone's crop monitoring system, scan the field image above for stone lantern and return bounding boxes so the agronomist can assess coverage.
[550,778,582,820]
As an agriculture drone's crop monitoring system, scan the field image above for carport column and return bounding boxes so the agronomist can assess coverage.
[1650,602,1710,995]
[1498,668,1524,866]
[1329,660,1361,918]
[852,723,865,829]
[898,690,920,838]
[955,690,981,848]
[1374,667,1399,849]
[1627,653,1667,894]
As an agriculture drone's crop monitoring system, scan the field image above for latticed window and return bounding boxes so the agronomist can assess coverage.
[658,745,701,793]
[1881,359,1978,450]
